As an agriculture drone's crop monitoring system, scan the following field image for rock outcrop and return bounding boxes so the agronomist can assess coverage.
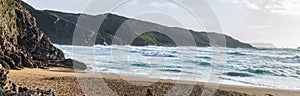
[0,0,86,70]
[0,0,86,95]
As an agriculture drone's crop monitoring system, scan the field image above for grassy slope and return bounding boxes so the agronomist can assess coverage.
[19,1,254,48]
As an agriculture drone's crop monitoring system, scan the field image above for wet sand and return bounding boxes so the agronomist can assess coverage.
[8,68,300,96]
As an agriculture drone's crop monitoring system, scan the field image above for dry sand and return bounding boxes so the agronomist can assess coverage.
[8,68,300,96]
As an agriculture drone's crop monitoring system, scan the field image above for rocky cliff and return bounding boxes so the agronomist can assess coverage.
[0,0,86,70]
[0,0,86,95]
[0,0,63,70]
[20,1,254,48]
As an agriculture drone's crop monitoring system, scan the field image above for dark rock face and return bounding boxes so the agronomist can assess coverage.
[20,1,254,48]
[13,1,65,69]
[0,0,86,70]
[15,8,65,61]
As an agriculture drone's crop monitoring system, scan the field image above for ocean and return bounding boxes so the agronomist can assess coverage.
[54,44,300,90]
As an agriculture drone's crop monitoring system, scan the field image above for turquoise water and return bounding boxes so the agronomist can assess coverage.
[54,44,300,90]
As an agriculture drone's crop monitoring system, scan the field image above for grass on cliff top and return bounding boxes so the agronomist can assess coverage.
[0,0,16,14]
[0,0,17,35]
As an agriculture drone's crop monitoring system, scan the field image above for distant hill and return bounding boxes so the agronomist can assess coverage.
[251,43,276,48]
[20,1,254,48]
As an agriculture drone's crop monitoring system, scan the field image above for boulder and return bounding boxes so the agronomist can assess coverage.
[62,59,87,70]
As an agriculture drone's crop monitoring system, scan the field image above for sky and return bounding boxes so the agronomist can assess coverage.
[22,0,300,48]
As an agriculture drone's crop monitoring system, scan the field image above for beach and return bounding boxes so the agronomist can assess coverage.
[7,67,300,96]
[0,0,298,96]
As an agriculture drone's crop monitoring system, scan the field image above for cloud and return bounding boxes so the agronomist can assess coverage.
[128,0,139,5]
[248,24,271,29]
[257,31,265,34]
[241,0,261,10]
[223,0,300,15]
[148,1,179,9]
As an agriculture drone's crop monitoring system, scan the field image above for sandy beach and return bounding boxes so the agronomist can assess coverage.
[8,68,300,96]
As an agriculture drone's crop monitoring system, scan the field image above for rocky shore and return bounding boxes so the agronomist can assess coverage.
[0,66,54,95]
[0,0,86,95]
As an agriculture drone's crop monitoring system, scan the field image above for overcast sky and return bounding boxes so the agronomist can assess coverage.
[22,0,300,48]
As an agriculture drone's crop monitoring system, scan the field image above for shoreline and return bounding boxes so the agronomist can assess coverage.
[9,68,300,96]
